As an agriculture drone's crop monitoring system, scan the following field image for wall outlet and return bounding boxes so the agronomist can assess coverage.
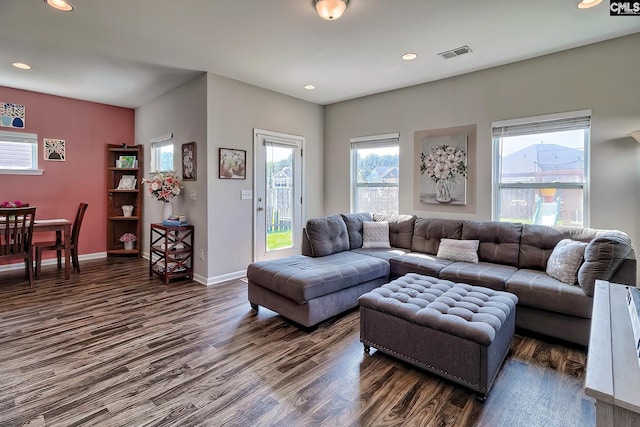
[241,190,252,200]
[199,249,205,260]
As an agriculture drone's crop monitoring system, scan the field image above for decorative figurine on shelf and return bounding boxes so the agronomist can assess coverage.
[119,233,137,250]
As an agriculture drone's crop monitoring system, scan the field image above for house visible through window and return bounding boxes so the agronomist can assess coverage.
[351,133,400,214]
[0,130,40,175]
[150,133,174,172]
[493,110,590,227]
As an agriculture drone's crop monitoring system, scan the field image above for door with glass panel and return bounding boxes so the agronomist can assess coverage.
[254,129,303,261]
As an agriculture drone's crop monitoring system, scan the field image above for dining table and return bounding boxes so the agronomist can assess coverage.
[33,218,72,280]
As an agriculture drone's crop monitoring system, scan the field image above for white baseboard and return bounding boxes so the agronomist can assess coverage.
[140,251,243,286]
[0,252,107,273]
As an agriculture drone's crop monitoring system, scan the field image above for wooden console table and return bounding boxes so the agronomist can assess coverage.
[585,280,640,426]
[149,223,194,284]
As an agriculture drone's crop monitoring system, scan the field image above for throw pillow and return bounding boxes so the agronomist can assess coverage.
[362,221,391,249]
[546,239,588,285]
[436,238,479,263]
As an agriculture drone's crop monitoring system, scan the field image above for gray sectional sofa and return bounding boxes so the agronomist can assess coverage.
[247,212,635,345]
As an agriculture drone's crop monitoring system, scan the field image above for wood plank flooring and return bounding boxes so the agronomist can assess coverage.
[0,258,594,426]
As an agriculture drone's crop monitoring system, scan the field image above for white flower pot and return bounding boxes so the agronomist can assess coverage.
[124,241,135,251]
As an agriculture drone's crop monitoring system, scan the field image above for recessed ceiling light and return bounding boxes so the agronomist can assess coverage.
[12,62,31,70]
[577,0,603,9]
[44,0,74,12]
[304,84,316,90]
[402,53,417,61]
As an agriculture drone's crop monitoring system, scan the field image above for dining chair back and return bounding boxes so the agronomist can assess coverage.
[34,202,88,279]
[0,207,37,286]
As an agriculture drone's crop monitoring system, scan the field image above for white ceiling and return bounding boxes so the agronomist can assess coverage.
[0,0,638,109]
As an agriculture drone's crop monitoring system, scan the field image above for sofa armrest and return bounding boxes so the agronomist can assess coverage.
[610,248,637,286]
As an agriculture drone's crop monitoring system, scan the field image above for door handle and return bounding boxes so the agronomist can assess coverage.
[257,207,264,211]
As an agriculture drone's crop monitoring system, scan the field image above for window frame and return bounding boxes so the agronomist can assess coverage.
[0,130,43,175]
[150,133,174,173]
[492,109,591,226]
[350,132,400,214]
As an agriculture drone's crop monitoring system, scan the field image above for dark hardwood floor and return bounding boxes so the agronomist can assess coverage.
[0,258,594,426]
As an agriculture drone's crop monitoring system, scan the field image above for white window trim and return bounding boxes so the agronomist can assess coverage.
[150,133,173,173]
[492,109,591,225]
[350,132,400,213]
[0,130,43,175]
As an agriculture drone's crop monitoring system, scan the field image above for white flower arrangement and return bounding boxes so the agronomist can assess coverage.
[420,144,467,183]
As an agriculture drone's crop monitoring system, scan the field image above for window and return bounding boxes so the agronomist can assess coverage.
[150,133,174,172]
[0,130,41,175]
[351,133,400,214]
[493,110,590,227]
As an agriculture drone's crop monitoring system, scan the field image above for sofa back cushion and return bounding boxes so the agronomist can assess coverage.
[373,213,416,250]
[519,224,598,270]
[411,217,464,255]
[340,212,373,249]
[578,231,632,296]
[305,215,350,257]
[462,221,522,267]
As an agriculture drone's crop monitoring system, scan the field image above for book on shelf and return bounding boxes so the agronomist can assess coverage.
[626,286,640,367]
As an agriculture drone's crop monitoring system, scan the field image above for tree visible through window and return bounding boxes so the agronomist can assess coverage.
[493,111,590,226]
[351,133,399,214]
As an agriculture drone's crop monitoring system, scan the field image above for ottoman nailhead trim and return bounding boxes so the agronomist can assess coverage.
[362,339,486,392]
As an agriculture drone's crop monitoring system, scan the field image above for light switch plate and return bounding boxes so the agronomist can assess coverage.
[241,190,252,200]
[189,191,197,201]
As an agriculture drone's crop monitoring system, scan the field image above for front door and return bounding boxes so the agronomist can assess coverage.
[253,129,303,261]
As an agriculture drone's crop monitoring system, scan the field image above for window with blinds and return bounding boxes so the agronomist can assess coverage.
[0,130,38,172]
[150,133,174,173]
[492,110,590,227]
[350,133,400,214]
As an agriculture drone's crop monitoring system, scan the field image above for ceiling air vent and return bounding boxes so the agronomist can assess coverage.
[438,45,472,60]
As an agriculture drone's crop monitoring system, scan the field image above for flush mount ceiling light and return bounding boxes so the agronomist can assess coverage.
[45,0,74,12]
[401,53,417,61]
[304,84,316,90]
[12,62,31,70]
[313,0,349,20]
[577,0,603,9]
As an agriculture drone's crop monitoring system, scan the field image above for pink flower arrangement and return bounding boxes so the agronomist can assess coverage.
[119,233,137,242]
[1,200,25,208]
[143,172,183,203]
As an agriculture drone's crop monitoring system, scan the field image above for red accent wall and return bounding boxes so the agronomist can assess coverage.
[0,86,134,257]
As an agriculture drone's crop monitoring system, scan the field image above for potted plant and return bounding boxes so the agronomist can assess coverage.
[119,232,137,250]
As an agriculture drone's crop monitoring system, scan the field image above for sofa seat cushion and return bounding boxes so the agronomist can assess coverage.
[358,273,518,346]
[388,252,454,277]
[247,252,390,304]
[505,269,592,318]
[439,262,517,291]
[352,247,410,261]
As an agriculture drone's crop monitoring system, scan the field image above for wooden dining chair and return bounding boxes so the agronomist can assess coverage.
[34,202,88,279]
[0,207,37,287]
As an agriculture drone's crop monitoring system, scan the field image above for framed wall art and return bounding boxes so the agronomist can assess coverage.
[44,138,65,161]
[182,141,197,180]
[219,148,246,179]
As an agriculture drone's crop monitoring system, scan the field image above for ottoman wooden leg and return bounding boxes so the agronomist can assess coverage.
[363,345,371,354]
[250,302,259,311]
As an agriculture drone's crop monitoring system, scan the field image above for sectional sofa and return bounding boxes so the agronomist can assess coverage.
[247,212,635,345]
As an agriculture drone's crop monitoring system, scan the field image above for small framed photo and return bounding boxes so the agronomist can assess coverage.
[219,148,246,179]
[182,142,197,181]
[117,175,137,190]
[118,155,136,168]
[44,138,65,161]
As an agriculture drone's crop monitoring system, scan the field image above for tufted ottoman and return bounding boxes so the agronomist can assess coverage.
[358,273,518,400]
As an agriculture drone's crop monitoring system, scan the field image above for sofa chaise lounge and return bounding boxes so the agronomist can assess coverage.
[247,212,635,345]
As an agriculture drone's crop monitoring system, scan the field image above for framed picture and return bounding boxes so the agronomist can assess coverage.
[117,175,137,190]
[182,142,197,181]
[118,155,136,168]
[44,138,65,161]
[418,133,468,206]
[219,148,246,179]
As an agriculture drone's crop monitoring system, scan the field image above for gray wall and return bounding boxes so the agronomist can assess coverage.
[324,34,640,256]
[135,74,209,280]
[205,73,324,282]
